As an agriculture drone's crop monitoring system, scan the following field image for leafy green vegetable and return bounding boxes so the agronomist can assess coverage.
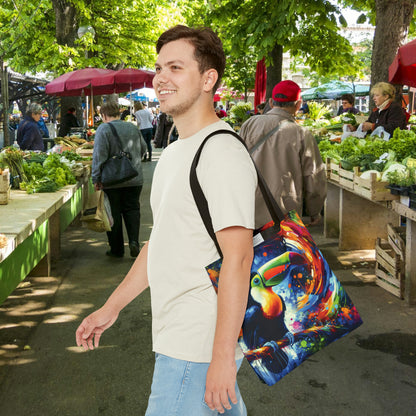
[307,101,332,121]
[388,129,416,161]
[19,153,76,194]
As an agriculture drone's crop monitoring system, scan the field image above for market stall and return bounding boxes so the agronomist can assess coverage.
[0,174,92,305]
[306,105,416,304]
[0,145,93,305]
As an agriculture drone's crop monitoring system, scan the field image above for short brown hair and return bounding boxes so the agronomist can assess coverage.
[100,100,120,118]
[341,94,355,105]
[134,101,144,112]
[156,25,225,93]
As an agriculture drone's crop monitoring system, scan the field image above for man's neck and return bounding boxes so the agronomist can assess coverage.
[270,105,296,117]
[173,101,219,139]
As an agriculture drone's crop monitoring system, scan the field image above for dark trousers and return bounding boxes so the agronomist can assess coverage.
[104,186,142,255]
[141,128,153,160]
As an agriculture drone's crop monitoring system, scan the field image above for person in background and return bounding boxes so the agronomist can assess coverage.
[240,80,327,228]
[256,102,266,115]
[299,101,309,115]
[349,82,407,136]
[16,103,44,151]
[218,104,227,118]
[91,100,146,258]
[151,107,159,139]
[58,107,79,137]
[337,94,360,116]
[37,115,50,138]
[120,106,130,120]
[154,111,174,148]
[76,24,256,415]
[134,101,154,161]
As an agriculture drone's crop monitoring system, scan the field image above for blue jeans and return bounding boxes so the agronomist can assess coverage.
[145,354,247,416]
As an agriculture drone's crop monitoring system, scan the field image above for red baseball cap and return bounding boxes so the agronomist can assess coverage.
[272,80,301,102]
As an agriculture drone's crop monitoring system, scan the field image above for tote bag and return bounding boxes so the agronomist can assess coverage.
[81,190,113,232]
[190,129,363,386]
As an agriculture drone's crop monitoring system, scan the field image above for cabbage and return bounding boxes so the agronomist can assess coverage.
[381,163,407,182]
[360,170,381,181]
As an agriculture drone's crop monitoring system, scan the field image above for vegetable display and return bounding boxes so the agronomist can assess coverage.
[0,147,27,189]
[318,127,416,186]
[0,145,90,194]
[20,153,77,194]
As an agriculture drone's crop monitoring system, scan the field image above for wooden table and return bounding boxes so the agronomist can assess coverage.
[324,181,400,250]
[0,175,91,304]
[391,201,416,305]
[324,180,416,305]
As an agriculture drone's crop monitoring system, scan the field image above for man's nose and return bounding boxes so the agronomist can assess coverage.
[154,69,168,85]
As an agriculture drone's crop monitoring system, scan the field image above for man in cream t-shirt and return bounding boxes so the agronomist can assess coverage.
[76,25,257,416]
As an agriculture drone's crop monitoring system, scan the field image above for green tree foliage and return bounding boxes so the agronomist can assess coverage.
[0,0,190,75]
[203,0,360,96]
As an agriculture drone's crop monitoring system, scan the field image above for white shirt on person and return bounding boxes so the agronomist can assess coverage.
[148,120,257,362]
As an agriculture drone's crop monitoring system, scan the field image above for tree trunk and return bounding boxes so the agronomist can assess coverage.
[371,0,415,107]
[51,1,83,129]
[266,44,283,99]
[1,61,10,147]
[51,0,79,47]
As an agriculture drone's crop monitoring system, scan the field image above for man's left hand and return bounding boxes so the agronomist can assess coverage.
[204,358,238,414]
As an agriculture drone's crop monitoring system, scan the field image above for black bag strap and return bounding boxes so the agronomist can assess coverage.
[108,122,130,156]
[189,128,286,258]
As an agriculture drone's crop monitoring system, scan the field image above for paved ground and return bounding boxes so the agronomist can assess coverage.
[0,148,415,416]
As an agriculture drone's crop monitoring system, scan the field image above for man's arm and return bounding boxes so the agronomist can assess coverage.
[75,242,150,350]
[204,226,253,413]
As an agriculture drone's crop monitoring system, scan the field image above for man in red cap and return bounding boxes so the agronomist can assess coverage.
[240,79,327,227]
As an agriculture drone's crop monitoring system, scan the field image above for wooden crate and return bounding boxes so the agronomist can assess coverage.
[387,223,406,260]
[0,169,10,192]
[353,169,399,201]
[0,188,10,205]
[326,159,340,183]
[339,166,355,190]
[375,238,404,298]
[326,159,354,189]
[76,148,94,157]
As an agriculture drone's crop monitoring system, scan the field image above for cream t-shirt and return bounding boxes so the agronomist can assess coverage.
[148,120,257,362]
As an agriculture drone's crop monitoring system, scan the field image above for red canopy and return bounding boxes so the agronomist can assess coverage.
[45,68,116,96]
[389,39,416,87]
[92,68,155,93]
[254,58,266,113]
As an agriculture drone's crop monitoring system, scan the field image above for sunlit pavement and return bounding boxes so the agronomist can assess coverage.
[0,145,415,416]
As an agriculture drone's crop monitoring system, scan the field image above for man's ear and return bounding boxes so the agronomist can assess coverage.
[203,69,218,93]
[268,97,274,108]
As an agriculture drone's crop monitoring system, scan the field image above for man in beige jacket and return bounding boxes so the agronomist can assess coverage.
[240,80,327,228]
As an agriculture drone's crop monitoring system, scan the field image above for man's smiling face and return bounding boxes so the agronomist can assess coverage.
[153,39,206,118]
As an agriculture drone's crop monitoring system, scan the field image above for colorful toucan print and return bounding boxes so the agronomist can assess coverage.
[243,251,310,373]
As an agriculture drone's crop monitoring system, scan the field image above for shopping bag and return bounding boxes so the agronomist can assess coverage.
[341,123,367,141]
[190,129,363,386]
[371,126,390,141]
[81,190,113,232]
